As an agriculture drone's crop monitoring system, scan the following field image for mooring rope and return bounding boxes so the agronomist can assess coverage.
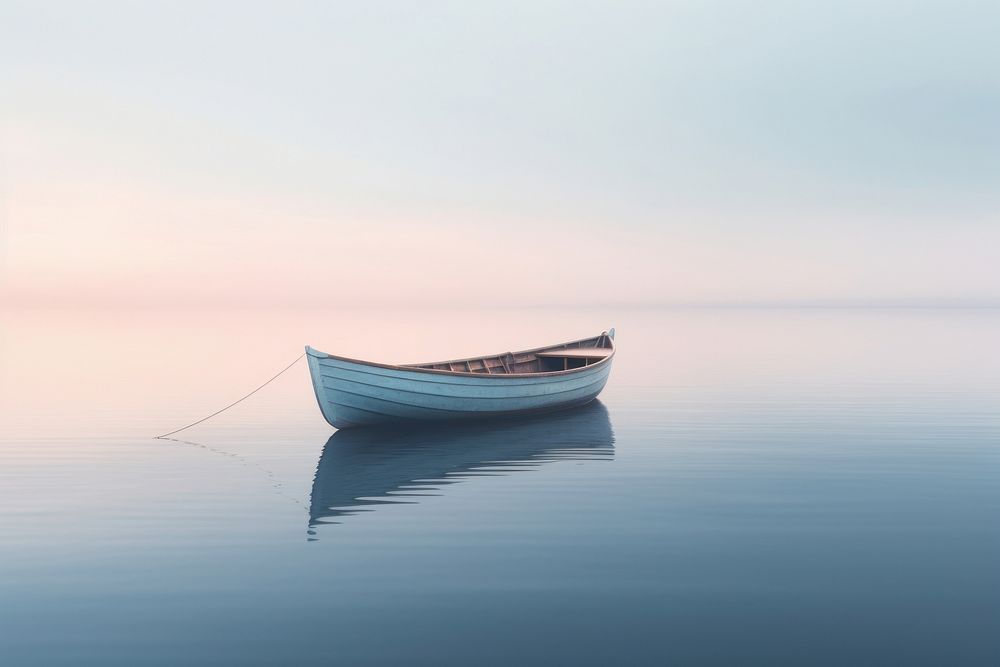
[155,353,305,439]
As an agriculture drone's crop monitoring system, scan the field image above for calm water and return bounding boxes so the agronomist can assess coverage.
[1,307,998,665]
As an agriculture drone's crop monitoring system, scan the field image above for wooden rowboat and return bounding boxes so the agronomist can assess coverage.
[305,328,615,429]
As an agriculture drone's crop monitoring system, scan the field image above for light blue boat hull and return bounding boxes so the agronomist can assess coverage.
[305,332,615,429]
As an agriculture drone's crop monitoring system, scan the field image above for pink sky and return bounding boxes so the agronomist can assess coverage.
[2,2,998,308]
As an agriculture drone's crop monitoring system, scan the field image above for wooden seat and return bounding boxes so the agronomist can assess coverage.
[534,348,613,360]
[535,347,614,371]
[535,347,612,370]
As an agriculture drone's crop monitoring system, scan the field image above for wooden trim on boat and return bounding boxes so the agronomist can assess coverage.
[306,331,615,380]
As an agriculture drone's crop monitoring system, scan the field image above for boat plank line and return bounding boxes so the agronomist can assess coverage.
[327,391,606,421]
[317,370,610,401]
[312,351,613,381]
[326,380,603,412]
[325,379,608,414]
[316,357,609,387]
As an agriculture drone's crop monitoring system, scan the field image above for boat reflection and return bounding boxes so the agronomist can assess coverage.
[308,401,615,533]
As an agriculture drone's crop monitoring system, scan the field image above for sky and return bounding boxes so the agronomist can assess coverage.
[1,0,998,307]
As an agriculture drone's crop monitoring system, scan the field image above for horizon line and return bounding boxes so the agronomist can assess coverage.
[3,297,1000,311]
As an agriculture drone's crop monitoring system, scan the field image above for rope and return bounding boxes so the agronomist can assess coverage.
[155,353,305,439]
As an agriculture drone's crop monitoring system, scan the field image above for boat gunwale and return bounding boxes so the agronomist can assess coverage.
[306,332,615,380]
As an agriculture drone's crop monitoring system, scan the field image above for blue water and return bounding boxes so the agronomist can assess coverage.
[1,308,998,665]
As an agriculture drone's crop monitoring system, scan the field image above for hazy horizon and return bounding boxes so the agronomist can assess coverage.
[3,1,998,308]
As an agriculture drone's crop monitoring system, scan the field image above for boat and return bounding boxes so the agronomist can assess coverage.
[305,328,615,428]
[308,401,614,531]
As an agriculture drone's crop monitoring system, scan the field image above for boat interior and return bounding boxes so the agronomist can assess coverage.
[408,332,614,375]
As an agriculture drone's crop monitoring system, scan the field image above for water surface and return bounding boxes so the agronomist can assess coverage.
[1,307,998,665]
